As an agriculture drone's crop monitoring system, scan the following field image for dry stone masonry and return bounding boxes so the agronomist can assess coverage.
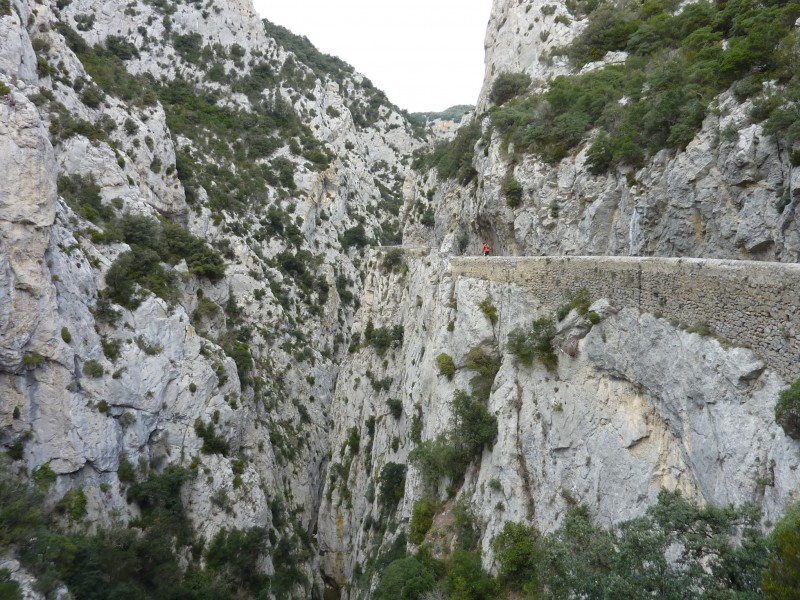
[451,256,800,380]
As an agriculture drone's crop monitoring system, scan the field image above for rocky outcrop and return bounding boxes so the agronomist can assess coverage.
[0,0,421,585]
[1,0,799,595]
[0,89,57,372]
[317,251,800,587]
[425,89,800,263]
[477,0,584,112]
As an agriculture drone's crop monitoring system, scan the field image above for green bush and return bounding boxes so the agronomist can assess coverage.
[381,248,404,271]
[6,437,25,460]
[479,297,498,324]
[117,454,136,482]
[173,33,204,65]
[776,379,800,440]
[0,568,22,600]
[556,303,572,321]
[502,172,524,208]
[465,347,501,402]
[408,438,459,488]
[0,81,10,96]
[763,501,800,598]
[101,337,121,360]
[340,224,370,250]
[364,321,404,355]
[442,549,501,600]
[507,318,558,371]
[160,219,225,281]
[346,426,360,454]
[0,459,294,598]
[80,84,104,108]
[32,463,57,488]
[60,327,72,343]
[105,35,139,60]
[105,247,175,309]
[484,0,800,173]
[205,527,271,592]
[409,390,497,487]
[409,497,437,544]
[378,462,407,510]
[22,353,45,368]
[55,489,87,521]
[490,72,532,105]
[413,119,482,184]
[104,214,225,307]
[436,353,456,380]
[57,174,112,225]
[223,341,253,382]
[570,288,591,315]
[451,389,497,461]
[194,419,230,456]
[374,555,435,600]
[387,398,403,419]
[82,359,104,378]
[492,521,541,589]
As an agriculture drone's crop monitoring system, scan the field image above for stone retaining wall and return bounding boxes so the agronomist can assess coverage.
[450,256,800,381]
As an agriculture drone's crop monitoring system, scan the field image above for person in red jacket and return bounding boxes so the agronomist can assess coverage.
[482,241,491,256]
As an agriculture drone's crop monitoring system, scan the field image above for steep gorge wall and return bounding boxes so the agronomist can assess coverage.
[318,250,800,594]
[451,255,800,380]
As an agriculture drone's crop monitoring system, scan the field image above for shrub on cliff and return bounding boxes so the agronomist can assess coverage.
[378,462,407,511]
[374,555,435,600]
[775,379,800,439]
[507,318,558,371]
[465,346,501,402]
[409,390,497,488]
[364,321,404,355]
[763,501,800,598]
[436,353,456,380]
[409,497,437,544]
[502,173,524,208]
[490,72,532,106]
[488,0,800,173]
[105,247,176,308]
[58,174,113,225]
[413,119,482,184]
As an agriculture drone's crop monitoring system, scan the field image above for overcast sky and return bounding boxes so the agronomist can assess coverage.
[251,0,492,113]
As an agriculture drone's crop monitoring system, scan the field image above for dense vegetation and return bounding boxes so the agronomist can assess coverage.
[775,378,800,439]
[0,459,313,598]
[412,119,483,184]
[507,317,558,371]
[499,0,800,171]
[101,213,225,308]
[409,389,497,490]
[372,490,800,600]
[53,22,331,221]
[417,0,800,180]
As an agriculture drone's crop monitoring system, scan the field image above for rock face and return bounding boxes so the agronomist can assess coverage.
[0,90,57,372]
[1,0,799,596]
[477,0,583,111]
[422,90,800,263]
[0,0,421,593]
[316,252,800,587]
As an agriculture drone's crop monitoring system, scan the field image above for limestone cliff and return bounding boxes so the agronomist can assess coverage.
[0,0,799,597]
[0,0,422,594]
[316,253,800,591]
